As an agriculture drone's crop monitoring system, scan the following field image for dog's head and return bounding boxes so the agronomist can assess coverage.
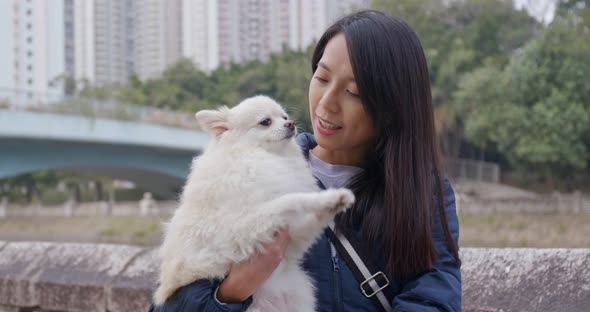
[195,95,297,149]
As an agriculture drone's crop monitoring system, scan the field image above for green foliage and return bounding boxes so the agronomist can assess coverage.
[122,74,148,105]
[79,83,125,100]
[454,15,590,183]
[557,0,589,30]
[372,0,539,107]
[453,62,507,148]
[78,48,314,128]
[0,171,59,203]
[269,47,315,128]
[40,189,69,205]
[67,0,590,190]
[375,0,590,187]
[500,19,590,174]
[372,0,539,158]
[509,93,588,170]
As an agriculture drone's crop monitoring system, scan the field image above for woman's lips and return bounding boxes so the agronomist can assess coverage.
[317,117,342,135]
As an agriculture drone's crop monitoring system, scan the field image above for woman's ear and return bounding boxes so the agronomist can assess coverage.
[195,106,229,137]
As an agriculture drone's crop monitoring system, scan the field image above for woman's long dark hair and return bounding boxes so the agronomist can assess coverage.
[312,10,460,278]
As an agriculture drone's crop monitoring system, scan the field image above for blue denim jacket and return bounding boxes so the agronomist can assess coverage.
[149,133,461,311]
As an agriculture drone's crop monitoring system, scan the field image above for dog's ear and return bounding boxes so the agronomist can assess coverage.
[195,106,230,137]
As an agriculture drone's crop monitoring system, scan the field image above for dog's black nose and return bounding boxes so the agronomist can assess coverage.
[284,120,295,130]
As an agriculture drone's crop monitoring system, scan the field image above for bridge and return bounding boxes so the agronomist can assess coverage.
[0,108,210,198]
[0,91,503,199]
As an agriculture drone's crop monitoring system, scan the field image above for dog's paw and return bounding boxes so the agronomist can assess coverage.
[320,188,355,213]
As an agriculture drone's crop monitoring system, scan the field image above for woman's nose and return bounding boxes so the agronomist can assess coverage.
[319,89,339,113]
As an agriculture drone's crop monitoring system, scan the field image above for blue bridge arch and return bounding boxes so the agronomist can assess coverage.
[0,110,210,198]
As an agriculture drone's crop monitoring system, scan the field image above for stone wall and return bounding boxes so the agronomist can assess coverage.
[461,248,589,312]
[0,241,588,312]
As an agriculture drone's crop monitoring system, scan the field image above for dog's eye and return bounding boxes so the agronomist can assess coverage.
[259,118,272,126]
[282,116,288,120]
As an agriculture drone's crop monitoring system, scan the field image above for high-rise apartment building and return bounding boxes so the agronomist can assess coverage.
[134,0,183,80]
[65,0,95,86]
[326,0,369,26]
[288,0,369,51]
[268,0,291,56]
[0,0,369,101]
[220,0,289,64]
[93,0,135,85]
[182,0,218,72]
[0,0,66,105]
[184,0,367,70]
[288,0,328,51]
[164,0,184,72]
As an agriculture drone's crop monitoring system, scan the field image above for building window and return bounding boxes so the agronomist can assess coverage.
[27,23,32,30]
[27,64,32,71]
[28,79,33,85]
[26,9,32,16]
[27,37,32,44]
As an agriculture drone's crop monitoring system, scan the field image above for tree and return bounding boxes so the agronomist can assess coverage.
[453,62,506,151]
[122,74,148,105]
[372,0,540,157]
[454,16,590,188]
[162,59,212,100]
[1,171,59,203]
[557,0,589,27]
[270,47,314,129]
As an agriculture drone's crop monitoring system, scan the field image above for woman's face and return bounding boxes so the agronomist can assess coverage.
[308,33,378,166]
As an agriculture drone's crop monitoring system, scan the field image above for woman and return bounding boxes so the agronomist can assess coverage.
[150,10,461,311]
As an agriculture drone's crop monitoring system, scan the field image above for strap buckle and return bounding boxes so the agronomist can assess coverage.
[359,271,390,298]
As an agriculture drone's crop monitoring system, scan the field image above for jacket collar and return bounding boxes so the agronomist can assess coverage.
[295,132,317,160]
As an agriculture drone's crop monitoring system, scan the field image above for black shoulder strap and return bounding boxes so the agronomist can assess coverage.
[326,224,393,312]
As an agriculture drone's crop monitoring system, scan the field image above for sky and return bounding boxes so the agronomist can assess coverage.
[514,0,557,24]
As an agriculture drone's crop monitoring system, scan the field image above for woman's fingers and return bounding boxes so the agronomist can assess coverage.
[263,227,290,260]
[217,226,291,303]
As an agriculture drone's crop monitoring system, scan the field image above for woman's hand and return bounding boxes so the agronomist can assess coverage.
[217,227,290,303]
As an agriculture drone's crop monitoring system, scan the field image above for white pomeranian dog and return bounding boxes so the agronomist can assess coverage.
[153,95,355,311]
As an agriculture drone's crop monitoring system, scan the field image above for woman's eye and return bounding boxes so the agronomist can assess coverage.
[347,89,360,97]
[314,76,328,83]
[259,118,272,126]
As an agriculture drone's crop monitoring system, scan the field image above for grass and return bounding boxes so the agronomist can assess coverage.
[98,216,161,238]
[0,215,165,247]
[0,213,588,248]
[458,212,590,248]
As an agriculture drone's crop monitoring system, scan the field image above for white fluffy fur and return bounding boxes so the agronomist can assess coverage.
[153,95,355,311]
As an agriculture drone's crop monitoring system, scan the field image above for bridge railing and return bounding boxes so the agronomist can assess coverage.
[0,87,199,129]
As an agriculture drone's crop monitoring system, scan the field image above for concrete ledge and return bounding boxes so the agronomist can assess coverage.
[462,248,590,312]
[0,241,146,312]
[108,249,158,312]
[0,241,588,311]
